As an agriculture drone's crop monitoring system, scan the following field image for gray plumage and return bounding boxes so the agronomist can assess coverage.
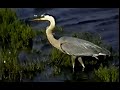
[59,36,110,56]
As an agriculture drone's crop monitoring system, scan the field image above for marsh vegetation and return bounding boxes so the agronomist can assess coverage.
[0,8,44,81]
[0,8,119,82]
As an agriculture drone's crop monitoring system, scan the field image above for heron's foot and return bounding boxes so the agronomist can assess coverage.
[73,68,74,73]
[71,56,76,73]
[82,67,85,71]
[78,57,85,71]
[103,56,107,60]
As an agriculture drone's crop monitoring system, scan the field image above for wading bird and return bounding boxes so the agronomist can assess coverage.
[30,14,111,72]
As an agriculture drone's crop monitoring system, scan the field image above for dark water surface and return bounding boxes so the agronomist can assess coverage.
[12,8,119,50]
[11,8,119,82]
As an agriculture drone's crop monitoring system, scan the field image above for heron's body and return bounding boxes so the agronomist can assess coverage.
[59,36,110,56]
[31,14,111,72]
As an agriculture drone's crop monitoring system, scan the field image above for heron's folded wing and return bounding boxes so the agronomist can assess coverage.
[59,36,110,56]
[60,42,95,56]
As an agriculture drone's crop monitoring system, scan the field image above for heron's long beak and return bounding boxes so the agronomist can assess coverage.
[32,18,41,21]
[28,18,41,21]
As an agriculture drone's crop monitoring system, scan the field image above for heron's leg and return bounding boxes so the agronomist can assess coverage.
[71,56,76,72]
[78,57,85,71]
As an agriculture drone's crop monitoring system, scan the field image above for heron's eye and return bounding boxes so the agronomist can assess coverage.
[34,14,38,17]
[41,15,45,18]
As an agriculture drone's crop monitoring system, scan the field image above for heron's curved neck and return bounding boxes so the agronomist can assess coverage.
[46,17,60,49]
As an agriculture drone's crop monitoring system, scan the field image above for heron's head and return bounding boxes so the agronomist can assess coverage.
[32,14,54,21]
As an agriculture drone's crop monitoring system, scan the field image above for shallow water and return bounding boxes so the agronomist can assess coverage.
[11,8,119,82]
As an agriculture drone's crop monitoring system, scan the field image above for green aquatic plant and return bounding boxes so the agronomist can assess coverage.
[72,32,112,51]
[84,60,97,65]
[0,49,21,81]
[0,8,17,24]
[72,32,102,46]
[52,66,61,76]
[49,47,72,74]
[20,59,45,72]
[0,8,36,50]
[55,26,63,33]
[35,30,46,36]
[94,64,119,82]
[0,49,45,81]
[50,47,71,67]
[19,59,45,81]
[0,8,46,81]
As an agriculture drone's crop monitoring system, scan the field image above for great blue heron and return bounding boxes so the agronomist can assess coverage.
[30,14,111,72]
